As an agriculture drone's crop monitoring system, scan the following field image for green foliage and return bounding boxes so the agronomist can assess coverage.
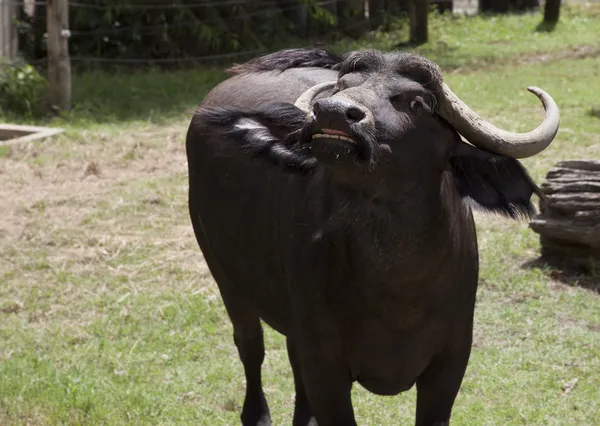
[18,0,370,67]
[0,61,47,118]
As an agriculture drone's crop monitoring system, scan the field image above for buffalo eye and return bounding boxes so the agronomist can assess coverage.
[333,80,346,93]
[389,93,428,113]
[410,96,432,114]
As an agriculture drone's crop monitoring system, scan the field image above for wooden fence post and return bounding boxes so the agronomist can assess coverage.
[408,0,429,45]
[0,0,19,63]
[47,0,71,111]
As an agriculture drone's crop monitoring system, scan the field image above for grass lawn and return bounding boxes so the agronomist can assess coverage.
[1,4,599,425]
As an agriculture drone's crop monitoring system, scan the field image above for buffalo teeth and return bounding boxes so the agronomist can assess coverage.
[311,133,356,144]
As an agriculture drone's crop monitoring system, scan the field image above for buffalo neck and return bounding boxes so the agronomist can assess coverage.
[321,169,464,283]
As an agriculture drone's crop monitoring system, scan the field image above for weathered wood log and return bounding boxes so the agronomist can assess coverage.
[529,159,600,273]
[556,160,600,171]
[546,192,600,203]
[540,182,600,194]
[574,211,600,223]
[546,168,600,180]
[544,175,600,184]
[548,201,600,213]
[529,218,600,248]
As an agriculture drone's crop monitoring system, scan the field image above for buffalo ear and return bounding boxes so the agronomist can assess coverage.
[449,141,542,219]
[199,102,316,173]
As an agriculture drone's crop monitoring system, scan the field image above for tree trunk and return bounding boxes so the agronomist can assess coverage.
[543,0,561,23]
[479,0,509,13]
[529,160,600,273]
[324,0,338,22]
[513,0,539,11]
[368,0,386,28]
[278,0,308,37]
[479,0,539,12]
[408,0,429,45]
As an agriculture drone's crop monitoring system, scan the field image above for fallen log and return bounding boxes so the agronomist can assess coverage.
[529,159,600,272]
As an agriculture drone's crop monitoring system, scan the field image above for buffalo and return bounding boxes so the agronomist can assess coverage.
[185,47,559,425]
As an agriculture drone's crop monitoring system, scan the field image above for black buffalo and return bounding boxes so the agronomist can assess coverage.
[185,48,559,426]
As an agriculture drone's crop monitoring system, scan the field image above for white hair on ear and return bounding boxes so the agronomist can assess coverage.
[234,118,264,131]
[234,118,275,143]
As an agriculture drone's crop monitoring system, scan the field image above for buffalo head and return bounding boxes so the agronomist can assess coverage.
[200,49,559,218]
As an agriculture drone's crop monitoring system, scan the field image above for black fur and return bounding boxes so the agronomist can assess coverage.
[199,102,317,173]
[339,50,443,92]
[226,48,343,75]
[187,47,555,426]
[450,144,542,219]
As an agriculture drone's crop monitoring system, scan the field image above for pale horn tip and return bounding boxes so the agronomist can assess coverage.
[526,86,560,118]
[526,86,542,95]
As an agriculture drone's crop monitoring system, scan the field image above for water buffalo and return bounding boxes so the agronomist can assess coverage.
[185,48,559,425]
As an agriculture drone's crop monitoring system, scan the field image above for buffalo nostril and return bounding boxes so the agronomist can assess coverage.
[346,106,365,123]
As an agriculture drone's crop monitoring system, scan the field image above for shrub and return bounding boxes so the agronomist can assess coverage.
[0,61,47,118]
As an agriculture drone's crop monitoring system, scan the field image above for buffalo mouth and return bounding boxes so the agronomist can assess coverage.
[310,128,358,145]
[302,123,376,166]
[308,127,361,163]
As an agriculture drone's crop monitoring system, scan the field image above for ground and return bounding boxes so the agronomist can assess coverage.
[1,4,599,425]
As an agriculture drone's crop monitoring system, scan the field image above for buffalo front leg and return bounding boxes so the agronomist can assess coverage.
[414,329,473,426]
[222,289,271,426]
[287,337,318,426]
[295,341,356,426]
[189,202,270,424]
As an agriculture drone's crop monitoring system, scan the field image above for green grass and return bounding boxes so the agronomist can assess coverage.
[336,3,600,69]
[1,4,600,425]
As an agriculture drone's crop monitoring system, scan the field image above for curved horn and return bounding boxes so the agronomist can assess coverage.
[437,83,560,158]
[294,81,337,113]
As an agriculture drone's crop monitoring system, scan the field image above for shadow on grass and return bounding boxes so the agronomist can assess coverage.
[394,40,422,49]
[522,257,600,294]
[56,67,228,128]
[535,20,558,33]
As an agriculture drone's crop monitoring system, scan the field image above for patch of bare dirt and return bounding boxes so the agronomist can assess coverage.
[0,119,221,332]
[0,119,219,307]
[555,312,600,334]
[515,44,600,66]
[0,123,187,248]
[448,44,600,74]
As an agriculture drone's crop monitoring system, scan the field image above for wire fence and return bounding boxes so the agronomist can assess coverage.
[65,21,372,67]
[0,0,466,85]
[6,0,318,8]
[2,0,417,70]
[67,0,340,37]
